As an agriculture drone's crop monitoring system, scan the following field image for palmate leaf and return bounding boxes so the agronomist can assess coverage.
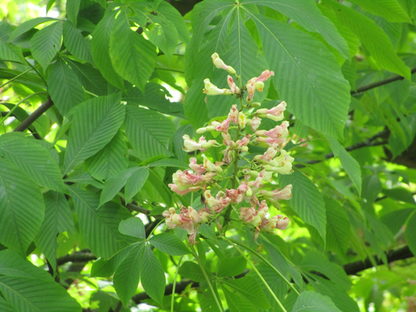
[323,0,410,79]
[64,94,125,173]
[0,132,64,191]
[0,159,44,254]
[0,250,81,312]
[125,105,174,160]
[246,12,350,137]
[280,170,326,240]
[9,17,55,40]
[109,11,157,91]
[405,211,416,256]
[243,0,349,57]
[149,232,191,256]
[47,57,85,115]
[69,187,132,258]
[30,21,62,70]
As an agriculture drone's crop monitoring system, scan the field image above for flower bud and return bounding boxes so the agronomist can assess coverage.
[211,53,237,75]
[238,112,247,129]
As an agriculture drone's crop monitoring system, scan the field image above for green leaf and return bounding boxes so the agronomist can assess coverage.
[91,10,124,89]
[349,0,411,23]
[179,261,205,282]
[9,17,55,40]
[119,217,145,239]
[149,232,190,255]
[140,245,165,303]
[63,21,92,62]
[245,0,349,57]
[87,131,128,180]
[280,170,326,240]
[323,0,410,79]
[0,250,81,312]
[66,0,80,25]
[223,275,270,311]
[64,94,125,173]
[250,13,350,137]
[99,167,148,206]
[125,167,149,202]
[35,191,74,268]
[69,187,131,258]
[0,41,24,62]
[0,132,64,191]
[217,255,247,277]
[292,291,342,312]
[125,105,174,160]
[113,243,145,305]
[325,197,352,255]
[0,159,44,254]
[30,21,62,70]
[110,11,156,90]
[47,57,85,115]
[405,211,416,256]
[328,138,362,195]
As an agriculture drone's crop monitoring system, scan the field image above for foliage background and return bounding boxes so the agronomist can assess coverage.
[0,0,416,311]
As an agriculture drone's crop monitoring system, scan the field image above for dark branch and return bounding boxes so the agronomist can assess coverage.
[344,245,413,275]
[129,245,414,303]
[127,203,151,215]
[296,130,388,168]
[351,68,416,95]
[14,98,53,132]
[57,252,97,266]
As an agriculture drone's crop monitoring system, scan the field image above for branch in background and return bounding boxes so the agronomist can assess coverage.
[351,68,416,96]
[167,0,203,15]
[14,98,53,132]
[296,130,388,168]
[130,245,415,304]
[127,203,151,215]
[344,245,413,275]
[57,251,97,266]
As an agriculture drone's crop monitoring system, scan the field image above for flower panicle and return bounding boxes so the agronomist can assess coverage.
[163,53,297,243]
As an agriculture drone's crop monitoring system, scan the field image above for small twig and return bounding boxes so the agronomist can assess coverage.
[296,130,388,168]
[14,98,53,132]
[127,203,151,215]
[351,68,416,95]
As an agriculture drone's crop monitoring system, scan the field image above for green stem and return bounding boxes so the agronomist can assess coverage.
[192,246,224,312]
[234,244,288,312]
[170,256,184,312]
[0,68,32,89]
[226,238,300,295]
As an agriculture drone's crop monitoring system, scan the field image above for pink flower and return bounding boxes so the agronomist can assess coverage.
[211,53,236,75]
[256,101,286,122]
[260,184,293,201]
[239,207,261,226]
[256,121,289,146]
[203,78,232,95]
[183,135,217,152]
[227,75,240,94]
[250,117,262,131]
[263,150,294,174]
[189,157,206,175]
[256,70,275,82]
[254,146,278,162]
[163,208,181,229]
[204,190,231,213]
[168,169,216,195]
[275,215,289,230]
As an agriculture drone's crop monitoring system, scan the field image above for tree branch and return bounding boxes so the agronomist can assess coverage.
[14,98,53,132]
[343,245,413,275]
[296,130,388,168]
[130,245,414,303]
[351,68,416,95]
[57,251,97,266]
